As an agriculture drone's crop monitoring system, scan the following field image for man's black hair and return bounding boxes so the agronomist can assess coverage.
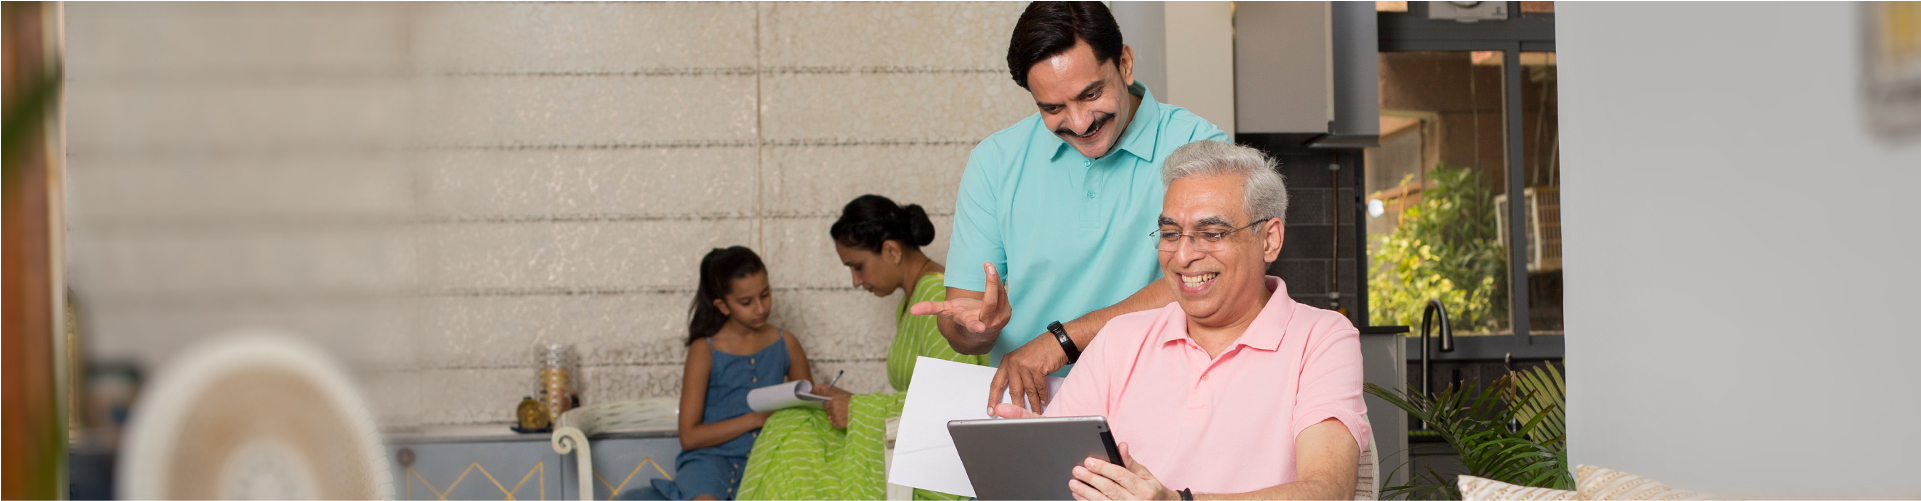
[1006,1,1125,90]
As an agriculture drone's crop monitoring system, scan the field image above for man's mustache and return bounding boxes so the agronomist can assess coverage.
[1054,112,1114,138]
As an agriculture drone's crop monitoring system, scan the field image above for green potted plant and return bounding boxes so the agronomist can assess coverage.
[1365,364,1569,500]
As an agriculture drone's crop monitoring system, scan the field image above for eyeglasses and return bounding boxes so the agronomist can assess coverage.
[1151,220,1266,252]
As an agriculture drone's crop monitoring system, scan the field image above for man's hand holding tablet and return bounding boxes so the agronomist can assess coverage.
[981,405,1176,501]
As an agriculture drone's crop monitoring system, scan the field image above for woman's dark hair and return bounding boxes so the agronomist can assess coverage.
[829,194,936,254]
[687,246,766,346]
[1006,1,1125,90]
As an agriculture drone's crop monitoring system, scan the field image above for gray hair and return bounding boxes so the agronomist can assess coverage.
[1161,140,1288,223]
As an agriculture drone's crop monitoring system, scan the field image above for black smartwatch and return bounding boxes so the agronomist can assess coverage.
[1178,488,1194,501]
[1048,321,1080,364]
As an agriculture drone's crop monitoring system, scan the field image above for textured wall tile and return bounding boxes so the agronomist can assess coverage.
[761,144,971,216]
[62,2,1044,428]
[418,293,689,370]
[576,365,684,406]
[760,72,1035,142]
[759,2,1025,69]
[63,2,408,77]
[65,156,414,222]
[412,2,756,72]
[804,360,890,396]
[765,288,897,364]
[66,81,414,152]
[761,216,844,289]
[419,75,756,146]
[422,147,757,218]
[419,368,531,425]
[82,300,416,372]
[760,215,953,289]
[425,220,755,291]
[66,227,417,298]
[357,370,422,429]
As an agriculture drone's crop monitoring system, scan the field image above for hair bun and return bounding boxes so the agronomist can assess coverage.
[903,204,936,247]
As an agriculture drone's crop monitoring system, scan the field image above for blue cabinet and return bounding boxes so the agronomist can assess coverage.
[390,429,680,500]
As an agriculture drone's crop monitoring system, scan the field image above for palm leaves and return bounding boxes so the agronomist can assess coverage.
[1365,364,1570,500]
[1508,363,1565,446]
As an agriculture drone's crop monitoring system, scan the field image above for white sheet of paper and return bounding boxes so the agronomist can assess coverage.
[745,379,830,412]
[887,356,1065,497]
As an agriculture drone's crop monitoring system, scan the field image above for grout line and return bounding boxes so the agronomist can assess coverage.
[84,285,885,309]
[382,357,892,373]
[67,138,983,161]
[65,66,1003,86]
[754,1,766,255]
[69,211,961,232]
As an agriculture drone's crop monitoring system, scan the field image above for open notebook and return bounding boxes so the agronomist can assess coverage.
[745,379,833,412]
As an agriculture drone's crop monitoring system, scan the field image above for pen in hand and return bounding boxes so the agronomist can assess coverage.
[825,370,844,391]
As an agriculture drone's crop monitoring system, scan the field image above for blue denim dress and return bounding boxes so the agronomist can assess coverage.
[647,334,791,500]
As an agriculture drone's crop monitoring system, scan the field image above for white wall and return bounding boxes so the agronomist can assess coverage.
[1559,3,1921,497]
[1162,1,1236,137]
[1111,1,1236,136]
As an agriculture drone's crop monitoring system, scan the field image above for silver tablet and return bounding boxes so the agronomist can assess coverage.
[947,416,1124,500]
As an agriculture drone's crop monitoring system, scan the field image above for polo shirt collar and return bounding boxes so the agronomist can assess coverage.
[1158,276,1297,353]
[1052,81,1165,163]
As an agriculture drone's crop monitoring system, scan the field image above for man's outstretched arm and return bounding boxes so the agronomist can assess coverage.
[910,262,1012,355]
[991,277,1174,412]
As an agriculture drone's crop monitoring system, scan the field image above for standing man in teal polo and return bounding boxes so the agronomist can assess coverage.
[910,1,1230,413]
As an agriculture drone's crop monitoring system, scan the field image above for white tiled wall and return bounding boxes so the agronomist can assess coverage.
[63,2,1032,428]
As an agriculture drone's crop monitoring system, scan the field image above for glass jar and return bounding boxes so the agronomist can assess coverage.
[535,343,575,421]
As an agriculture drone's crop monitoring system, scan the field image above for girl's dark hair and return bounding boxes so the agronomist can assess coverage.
[687,246,767,346]
[828,194,936,254]
[1006,1,1124,90]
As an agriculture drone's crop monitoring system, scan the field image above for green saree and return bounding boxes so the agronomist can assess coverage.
[737,272,984,500]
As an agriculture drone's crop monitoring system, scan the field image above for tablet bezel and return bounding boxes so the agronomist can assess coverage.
[946,415,1123,500]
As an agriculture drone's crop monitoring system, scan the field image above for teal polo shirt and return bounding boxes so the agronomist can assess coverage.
[947,82,1229,369]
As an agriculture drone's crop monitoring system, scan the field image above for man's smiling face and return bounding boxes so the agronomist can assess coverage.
[1159,172,1284,326]
[1024,40,1135,159]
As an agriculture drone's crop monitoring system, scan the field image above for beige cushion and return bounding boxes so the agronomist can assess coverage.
[1575,465,1720,500]
[1458,475,1578,501]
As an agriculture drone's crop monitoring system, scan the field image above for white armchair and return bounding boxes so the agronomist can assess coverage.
[1356,417,1380,500]
[551,398,680,501]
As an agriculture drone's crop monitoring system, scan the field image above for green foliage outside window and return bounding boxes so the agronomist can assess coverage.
[1368,164,1509,333]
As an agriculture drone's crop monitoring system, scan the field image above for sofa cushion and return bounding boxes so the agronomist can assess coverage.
[1458,474,1578,501]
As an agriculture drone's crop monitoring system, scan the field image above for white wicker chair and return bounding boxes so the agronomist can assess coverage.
[1356,416,1381,500]
[118,332,394,500]
[882,416,912,500]
[551,397,681,501]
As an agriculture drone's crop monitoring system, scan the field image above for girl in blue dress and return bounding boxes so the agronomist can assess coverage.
[648,246,816,500]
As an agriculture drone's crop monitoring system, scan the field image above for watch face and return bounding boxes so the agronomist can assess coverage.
[1865,2,1921,139]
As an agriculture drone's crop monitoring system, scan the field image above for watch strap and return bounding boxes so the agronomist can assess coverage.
[1178,488,1194,501]
[1048,321,1080,364]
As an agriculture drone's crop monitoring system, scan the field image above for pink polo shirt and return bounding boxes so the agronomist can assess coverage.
[1043,276,1370,494]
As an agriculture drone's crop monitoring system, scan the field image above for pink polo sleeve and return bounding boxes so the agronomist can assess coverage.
[1043,308,1164,418]
[1289,312,1372,451]
[1041,327,1113,419]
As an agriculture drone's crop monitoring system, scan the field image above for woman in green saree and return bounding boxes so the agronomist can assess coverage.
[735,195,984,500]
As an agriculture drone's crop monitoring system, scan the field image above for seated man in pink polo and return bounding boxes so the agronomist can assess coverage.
[994,140,1368,501]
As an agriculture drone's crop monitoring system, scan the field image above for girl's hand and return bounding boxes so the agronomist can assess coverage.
[749,411,773,428]
[1070,443,1175,501]
[824,392,853,429]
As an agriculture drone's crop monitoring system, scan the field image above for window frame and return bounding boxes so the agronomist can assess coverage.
[1374,2,1561,360]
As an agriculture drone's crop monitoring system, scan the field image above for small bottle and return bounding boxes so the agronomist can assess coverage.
[536,343,575,421]
[516,396,550,431]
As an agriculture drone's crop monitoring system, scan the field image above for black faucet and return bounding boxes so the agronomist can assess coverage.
[1420,299,1455,402]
